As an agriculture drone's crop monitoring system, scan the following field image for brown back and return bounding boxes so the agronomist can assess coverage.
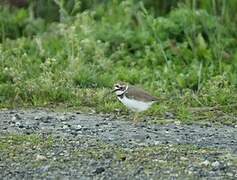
[125,85,158,102]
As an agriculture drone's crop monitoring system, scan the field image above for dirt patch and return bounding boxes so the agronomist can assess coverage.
[0,109,237,179]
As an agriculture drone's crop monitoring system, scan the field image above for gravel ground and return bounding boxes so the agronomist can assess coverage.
[0,109,237,179]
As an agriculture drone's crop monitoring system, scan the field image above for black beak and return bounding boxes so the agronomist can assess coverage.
[103,88,120,99]
[111,87,122,93]
[111,89,117,93]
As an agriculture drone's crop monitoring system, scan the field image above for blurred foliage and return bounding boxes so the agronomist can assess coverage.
[1,0,237,41]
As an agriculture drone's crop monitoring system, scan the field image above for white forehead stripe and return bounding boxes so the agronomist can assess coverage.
[115,85,128,96]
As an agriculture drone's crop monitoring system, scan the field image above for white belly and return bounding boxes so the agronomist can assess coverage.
[118,96,154,112]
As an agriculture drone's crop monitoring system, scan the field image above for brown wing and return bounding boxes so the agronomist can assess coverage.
[125,85,158,102]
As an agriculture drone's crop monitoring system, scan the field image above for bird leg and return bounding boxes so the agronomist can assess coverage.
[133,112,139,123]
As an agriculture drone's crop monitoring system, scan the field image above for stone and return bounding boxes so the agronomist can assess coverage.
[36,154,47,161]
[93,167,105,174]
[201,160,210,166]
[211,161,220,168]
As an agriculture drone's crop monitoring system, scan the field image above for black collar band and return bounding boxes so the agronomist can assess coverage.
[117,94,124,98]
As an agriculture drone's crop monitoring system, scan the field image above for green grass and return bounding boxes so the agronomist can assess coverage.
[0,134,53,164]
[0,1,237,124]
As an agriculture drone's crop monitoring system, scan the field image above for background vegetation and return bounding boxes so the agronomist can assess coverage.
[0,0,237,123]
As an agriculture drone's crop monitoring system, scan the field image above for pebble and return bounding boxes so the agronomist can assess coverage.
[34,116,41,120]
[36,154,47,161]
[16,121,21,126]
[76,125,82,130]
[18,124,24,129]
[201,160,210,166]
[62,125,69,129]
[93,167,105,174]
[211,161,220,168]
[174,121,181,125]
[157,160,166,163]
[42,118,51,123]
[226,172,233,177]
[40,165,50,173]
[180,157,188,161]
[165,112,175,119]
[12,114,21,121]
[59,116,67,121]
[9,110,17,114]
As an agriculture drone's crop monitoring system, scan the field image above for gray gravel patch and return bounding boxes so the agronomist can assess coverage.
[0,109,237,151]
[0,109,237,179]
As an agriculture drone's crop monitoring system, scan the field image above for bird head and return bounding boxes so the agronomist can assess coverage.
[112,83,128,95]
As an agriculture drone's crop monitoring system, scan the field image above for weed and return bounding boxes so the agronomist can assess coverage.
[0,1,237,123]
